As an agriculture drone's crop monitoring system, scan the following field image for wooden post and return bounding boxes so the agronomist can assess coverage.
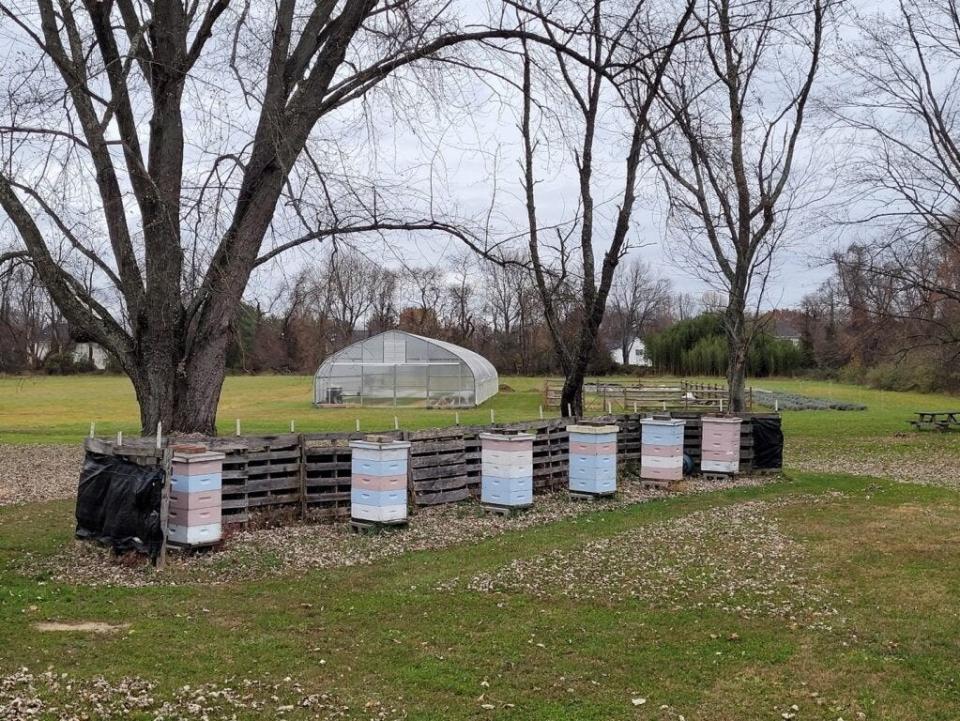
[298,433,307,520]
[355,419,360,431]
[490,409,495,424]
[235,418,241,436]
[156,441,172,570]
[89,421,95,438]
[394,416,399,430]
[455,411,460,425]
[539,405,543,419]
[116,430,123,446]
[290,420,296,433]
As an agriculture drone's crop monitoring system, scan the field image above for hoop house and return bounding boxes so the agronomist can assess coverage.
[314,330,499,407]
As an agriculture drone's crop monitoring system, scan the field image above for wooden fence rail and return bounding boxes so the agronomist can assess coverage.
[84,411,777,524]
[544,380,752,412]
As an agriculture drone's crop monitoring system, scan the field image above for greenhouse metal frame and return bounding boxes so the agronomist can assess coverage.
[313,330,499,407]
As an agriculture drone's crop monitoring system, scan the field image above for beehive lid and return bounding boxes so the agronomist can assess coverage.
[701,415,743,424]
[566,424,619,434]
[640,417,685,427]
[479,432,535,442]
[349,439,412,450]
[171,450,226,463]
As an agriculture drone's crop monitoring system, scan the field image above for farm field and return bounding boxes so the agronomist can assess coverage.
[1,374,959,719]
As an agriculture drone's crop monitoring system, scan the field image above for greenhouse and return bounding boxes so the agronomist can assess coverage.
[313,330,499,407]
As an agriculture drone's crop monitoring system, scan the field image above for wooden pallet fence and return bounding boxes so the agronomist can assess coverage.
[408,427,470,506]
[242,434,301,511]
[302,436,354,521]
[80,411,780,525]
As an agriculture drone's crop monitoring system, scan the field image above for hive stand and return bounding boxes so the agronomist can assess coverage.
[640,418,686,490]
[480,432,534,515]
[167,449,225,548]
[566,424,619,499]
[700,415,744,479]
[349,437,411,532]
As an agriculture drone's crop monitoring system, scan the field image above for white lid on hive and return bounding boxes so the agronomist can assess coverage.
[566,424,619,434]
[479,432,536,442]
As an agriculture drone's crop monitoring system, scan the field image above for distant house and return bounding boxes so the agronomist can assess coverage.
[71,341,110,370]
[32,323,110,370]
[610,338,651,366]
[773,319,802,347]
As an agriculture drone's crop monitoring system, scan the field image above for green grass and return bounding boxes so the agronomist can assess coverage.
[2,474,960,719]
[3,374,960,717]
[2,373,959,469]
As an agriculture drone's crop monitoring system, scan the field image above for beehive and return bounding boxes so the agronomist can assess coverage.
[349,438,411,524]
[480,432,534,509]
[700,416,743,474]
[566,424,619,496]
[168,450,224,546]
[640,418,685,483]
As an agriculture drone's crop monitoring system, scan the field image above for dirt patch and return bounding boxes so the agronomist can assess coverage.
[0,444,82,507]
[34,622,128,633]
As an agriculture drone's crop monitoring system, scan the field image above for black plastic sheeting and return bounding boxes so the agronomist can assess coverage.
[752,417,784,469]
[75,452,164,560]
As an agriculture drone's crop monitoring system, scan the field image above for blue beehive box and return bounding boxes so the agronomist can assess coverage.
[566,424,619,496]
[480,432,534,509]
[349,438,411,524]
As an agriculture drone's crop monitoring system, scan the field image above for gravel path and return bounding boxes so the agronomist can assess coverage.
[0,444,81,507]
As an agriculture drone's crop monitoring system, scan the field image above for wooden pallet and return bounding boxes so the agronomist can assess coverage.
[350,517,408,534]
[482,502,531,517]
[568,490,616,501]
[409,428,470,505]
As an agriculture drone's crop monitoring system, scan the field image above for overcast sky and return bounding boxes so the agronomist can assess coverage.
[244,0,865,312]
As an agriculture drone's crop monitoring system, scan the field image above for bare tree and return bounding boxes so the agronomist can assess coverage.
[648,0,828,409]
[515,0,696,415]
[0,1,593,433]
[834,0,960,311]
[607,258,670,364]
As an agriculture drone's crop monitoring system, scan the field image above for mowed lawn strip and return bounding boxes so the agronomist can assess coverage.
[3,375,960,470]
[2,473,960,719]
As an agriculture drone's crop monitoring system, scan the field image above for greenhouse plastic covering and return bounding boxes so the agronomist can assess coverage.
[314,330,498,407]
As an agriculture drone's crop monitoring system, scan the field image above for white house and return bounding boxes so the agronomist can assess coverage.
[610,338,651,366]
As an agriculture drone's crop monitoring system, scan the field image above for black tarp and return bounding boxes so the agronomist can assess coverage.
[752,416,784,469]
[75,452,164,559]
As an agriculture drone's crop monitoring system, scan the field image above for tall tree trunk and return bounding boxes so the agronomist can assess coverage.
[560,370,584,417]
[132,325,230,436]
[724,297,748,411]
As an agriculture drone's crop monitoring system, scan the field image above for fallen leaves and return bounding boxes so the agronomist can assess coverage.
[445,496,848,631]
[19,475,777,588]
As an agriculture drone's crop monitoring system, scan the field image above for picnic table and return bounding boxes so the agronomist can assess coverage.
[909,411,960,431]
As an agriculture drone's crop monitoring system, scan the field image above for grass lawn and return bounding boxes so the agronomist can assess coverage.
[2,374,960,718]
[2,473,960,719]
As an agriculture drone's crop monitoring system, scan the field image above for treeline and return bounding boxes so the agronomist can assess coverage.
[646,313,808,377]
[224,247,683,377]
[797,237,960,393]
